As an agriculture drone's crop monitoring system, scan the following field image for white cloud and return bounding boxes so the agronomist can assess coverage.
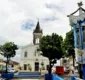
[11,49,21,62]
[0,0,84,62]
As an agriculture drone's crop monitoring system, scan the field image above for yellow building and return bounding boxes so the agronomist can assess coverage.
[0,58,20,70]
[9,60,20,70]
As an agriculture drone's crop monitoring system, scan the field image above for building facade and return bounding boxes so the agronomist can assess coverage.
[60,57,77,73]
[8,60,20,70]
[0,58,6,70]
[20,21,49,71]
[0,58,19,70]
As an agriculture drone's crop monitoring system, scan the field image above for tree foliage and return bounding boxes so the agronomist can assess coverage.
[0,42,18,58]
[62,30,75,66]
[39,33,63,60]
[0,42,18,73]
[39,33,63,73]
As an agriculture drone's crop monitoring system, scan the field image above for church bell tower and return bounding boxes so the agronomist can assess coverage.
[33,21,43,45]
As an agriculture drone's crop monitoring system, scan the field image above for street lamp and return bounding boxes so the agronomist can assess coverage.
[68,1,85,79]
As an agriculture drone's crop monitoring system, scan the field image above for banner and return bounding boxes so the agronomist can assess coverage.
[75,48,85,64]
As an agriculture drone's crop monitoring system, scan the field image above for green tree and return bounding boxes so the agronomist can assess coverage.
[63,30,84,78]
[41,62,45,70]
[28,64,32,72]
[39,33,63,74]
[0,42,18,73]
[62,30,75,66]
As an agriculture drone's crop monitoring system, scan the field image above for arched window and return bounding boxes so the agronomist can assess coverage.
[24,51,27,57]
[36,38,39,44]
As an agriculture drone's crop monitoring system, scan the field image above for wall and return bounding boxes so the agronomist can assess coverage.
[20,44,49,71]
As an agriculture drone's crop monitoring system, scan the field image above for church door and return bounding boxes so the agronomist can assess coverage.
[35,62,39,71]
[24,64,27,70]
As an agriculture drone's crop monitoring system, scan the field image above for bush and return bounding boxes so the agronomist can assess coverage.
[28,64,32,71]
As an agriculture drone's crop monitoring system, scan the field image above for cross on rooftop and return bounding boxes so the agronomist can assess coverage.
[78,1,83,7]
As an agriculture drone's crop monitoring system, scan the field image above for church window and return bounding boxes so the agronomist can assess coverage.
[24,51,27,57]
[36,38,39,44]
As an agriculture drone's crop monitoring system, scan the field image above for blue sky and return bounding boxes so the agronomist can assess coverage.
[0,0,85,62]
[22,20,35,30]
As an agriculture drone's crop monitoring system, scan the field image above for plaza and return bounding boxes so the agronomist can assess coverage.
[12,79,40,80]
[1,0,85,80]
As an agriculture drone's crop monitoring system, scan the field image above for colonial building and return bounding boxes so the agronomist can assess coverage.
[20,21,49,71]
[0,58,6,70]
[0,58,20,70]
[8,60,20,70]
[60,57,75,73]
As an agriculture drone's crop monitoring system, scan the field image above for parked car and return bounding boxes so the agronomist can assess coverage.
[0,68,18,73]
[0,68,6,73]
[8,68,18,73]
[0,70,6,73]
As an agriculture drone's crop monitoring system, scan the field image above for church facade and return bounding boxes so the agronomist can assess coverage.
[20,21,49,71]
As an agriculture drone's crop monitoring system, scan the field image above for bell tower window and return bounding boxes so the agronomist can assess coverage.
[36,38,39,44]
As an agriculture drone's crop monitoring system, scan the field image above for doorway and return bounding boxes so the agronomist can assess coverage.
[35,62,39,71]
[24,64,27,70]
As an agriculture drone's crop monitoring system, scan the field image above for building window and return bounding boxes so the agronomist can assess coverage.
[24,51,27,57]
[24,64,27,70]
[36,38,39,44]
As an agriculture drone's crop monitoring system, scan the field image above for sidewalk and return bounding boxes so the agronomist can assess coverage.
[11,79,40,80]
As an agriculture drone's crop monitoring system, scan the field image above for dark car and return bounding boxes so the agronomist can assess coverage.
[0,69,6,73]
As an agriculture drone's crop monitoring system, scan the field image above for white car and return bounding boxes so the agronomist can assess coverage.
[8,68,16,73]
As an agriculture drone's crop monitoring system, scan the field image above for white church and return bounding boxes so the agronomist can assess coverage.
[20,21,49,71]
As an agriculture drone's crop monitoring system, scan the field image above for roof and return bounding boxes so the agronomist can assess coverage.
[0,58,6,63]
[67,1,85,17]
[0,58,19,65]
[0,58,4,62]
[0,58,3,60]
[67,2,85,26]
[9,60,19,65]
[67,7,85,17]
[22,43,38,49]
[33,21,42,33]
